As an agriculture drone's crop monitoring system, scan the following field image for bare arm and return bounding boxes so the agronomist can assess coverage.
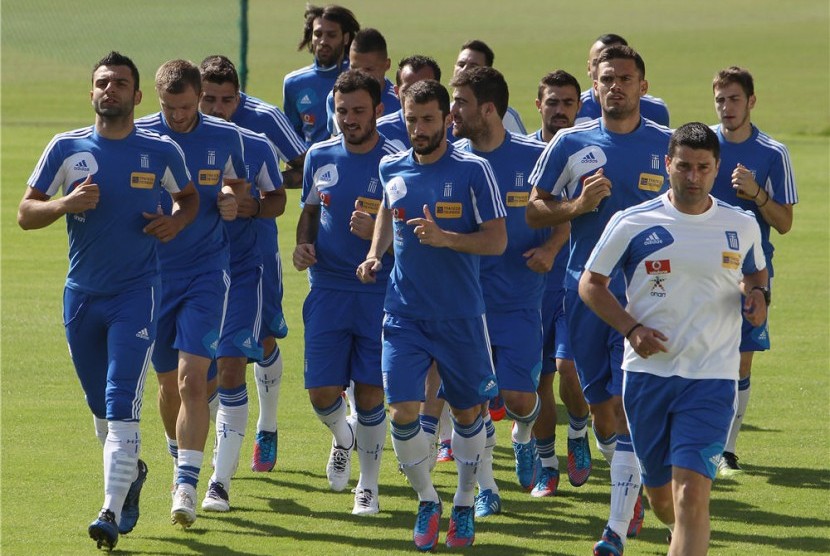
[281,153,306,190]
[578,269,668,358]
[740,268,770,327]
[356,205,394,284]
[524,222,571,273]
[732,164,793,234]
[293,203,319,271]
[526,169,611,228]
[18,174,100,230]
[142,182,199,243]
[406,205,507,256]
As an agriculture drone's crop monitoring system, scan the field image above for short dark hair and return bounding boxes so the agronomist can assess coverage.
[298,4,360,53]
[537,70,581,100]
[93,51,140,91]
[713,66,755,97]
[333,69,382,108]
[668,122,720,160]
[395,55,441,86]
[597,44,646,79]
[595,33,628,47]
[402,79,450,119]
[351,28,388,57]
[460,39,494,67]
[199,55,240,91]
[155,59,202,95]
[450,66,508,119]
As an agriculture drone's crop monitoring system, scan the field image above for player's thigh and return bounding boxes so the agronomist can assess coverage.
[432,316,498,410]
[486,309,543,393]
[303,288,354,389]
[381,313,432,405]
[217,265,264,361]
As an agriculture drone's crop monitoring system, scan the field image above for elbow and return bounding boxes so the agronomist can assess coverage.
[577,271,591,303]
[776,221,793,235]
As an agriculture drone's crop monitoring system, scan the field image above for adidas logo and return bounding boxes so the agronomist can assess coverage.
[483,379,497,392]
[644,232,662,246]
[73,160,89,171]
[300,94,312,105]
[320,171,332,182]
[135,328,150,340]
[580,152,598,164]
[242,338,252,349]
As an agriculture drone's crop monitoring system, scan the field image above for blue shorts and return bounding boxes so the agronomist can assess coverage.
[64,286,156,421]
[623,371,736,487]
[303,288,385,389]
[257,227,288,340]
[153,270,228,373]
[541,287,572,374]
[381,313,498,410]
[217,264,264,361]
[486,308,542,392]
[565,288,623,405]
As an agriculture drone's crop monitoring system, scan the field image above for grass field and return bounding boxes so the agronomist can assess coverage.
[2,1,829,554]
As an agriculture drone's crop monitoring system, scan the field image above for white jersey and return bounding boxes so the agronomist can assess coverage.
[585,192,765,380]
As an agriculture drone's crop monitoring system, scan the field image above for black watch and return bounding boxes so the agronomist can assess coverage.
[751,285,771,306]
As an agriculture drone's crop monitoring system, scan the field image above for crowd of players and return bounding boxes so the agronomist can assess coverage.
[18,3,797,554]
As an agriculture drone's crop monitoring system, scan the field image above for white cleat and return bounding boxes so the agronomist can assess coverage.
[326,440,353,492]
[201,481,230,512]
[171,486,197,528]
[352,488,380,516]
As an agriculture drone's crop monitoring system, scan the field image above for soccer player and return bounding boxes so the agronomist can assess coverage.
[357,79,507,550]
[710,67,797,476]
[527,45,672,553]
[580,122,768,555]
[199,55,303,474]
[453,40,527,134]
[293,69,396,514]
[449,66,550,515]
[325,28,401,136]
[135,59,247,521]
[528,70,593,494]
[575,33,670,127]
[18,51,198,550]
[283,4,360,146]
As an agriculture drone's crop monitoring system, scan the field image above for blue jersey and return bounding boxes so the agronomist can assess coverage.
[377,108,457,152]
[325,78,401,136]
[380,143,507,319]
[457,132,548,311]
[283,59,349,146]
[223,127,283,270]
[529,117,672,295]
[710,124,797,277]
[232,92,306,163]
[301,134,399,293]
[577,89,670,127]
[28,126,191,295]
[136,112,246,278]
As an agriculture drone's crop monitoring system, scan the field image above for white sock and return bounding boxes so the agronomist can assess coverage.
[477,412,498,493]
[438,404,453,444]
[345,381,358,419]
[93,416,108,447]
[594,425,617,465]
[212,387,249,490]
[451,415,485,507]
[607,439,641,542]
[508,394,541,444]
[103,421,141,525]
[391,420,438,502]
[208,391,219,424]
[255,346,282,433]
[314,396,354,448]
[355,403,386,492]
[725,381,750,453]
[176,449,204,490]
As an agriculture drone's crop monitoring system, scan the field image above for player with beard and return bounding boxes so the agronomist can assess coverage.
[293,70,398,515]
[357,79,506,550]
[527,45,672,555]
[19,51,197,550]
[283,4,360,146]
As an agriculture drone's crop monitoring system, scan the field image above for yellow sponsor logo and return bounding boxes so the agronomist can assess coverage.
[638,173,664,192]
[435,202,462,218]
[130,172,155,189]
[505,191,529,207]
[198,169,221,186]
[357,196,380,215]
[722,252,741,269]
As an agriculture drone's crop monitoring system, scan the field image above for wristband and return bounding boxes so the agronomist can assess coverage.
[625,323,643,339]
[757,191,770,208]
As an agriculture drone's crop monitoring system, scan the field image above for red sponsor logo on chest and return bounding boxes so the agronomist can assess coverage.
[645,260,671,275]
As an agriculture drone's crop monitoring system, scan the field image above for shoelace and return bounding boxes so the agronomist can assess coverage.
[416,502,437,532]
[331,448,349,472]
[356,490,374,507]
[516,444,536,472]
[453,507,474,537]
[257,434,276,460]
[209,483,228,500]
[573,438,591,468]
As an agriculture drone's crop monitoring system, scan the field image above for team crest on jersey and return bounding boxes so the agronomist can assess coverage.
[506,191,529,207]
[198,169,221,186]
[722,252,741,269]
[357,196,380,215]
[314,164,339,189]
[386,176,407,204]
[443,182,453,197]
[435,202,462,218]
[130,172,155,189]
[207,150,216,165]
[725,231,740,250]
[651,154,661,170]
[367,177,380,194]
[140,154,150,169]
[649,275,667,298]
[638,173,664,192]
[514,173,525,189]
[645,260,671,275]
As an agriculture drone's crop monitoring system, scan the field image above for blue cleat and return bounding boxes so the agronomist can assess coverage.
[513,438,540,490]
[413,500,442,551]
[119,459,147,534]
[474,488,501,518]
[567,431,593,487]
[531,466,560,497]
[89,509,119,551]
[447,505,475,548]
[593,526,624,555]
[251,429,278,472]
[627,489,645,538]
